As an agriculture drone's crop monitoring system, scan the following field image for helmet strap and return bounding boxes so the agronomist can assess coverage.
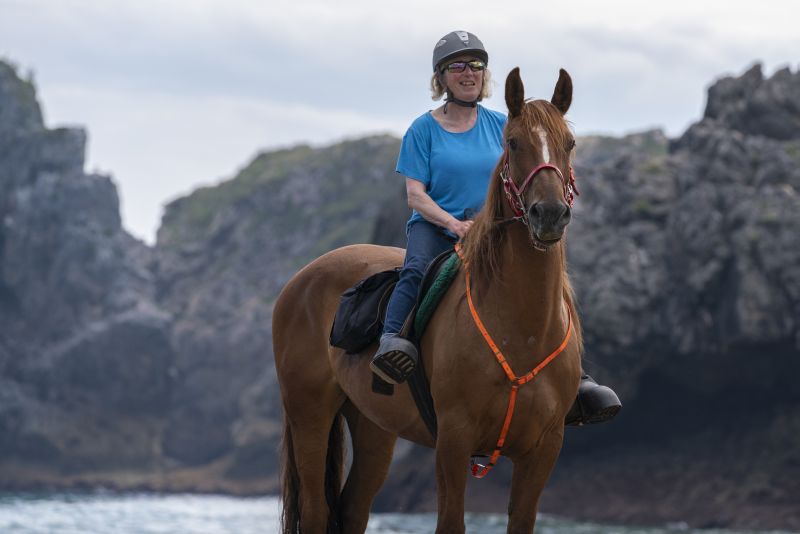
[443,92,478,114]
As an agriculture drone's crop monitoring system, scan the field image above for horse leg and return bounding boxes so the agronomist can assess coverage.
[436,458,446,524]
[506,431,564,534]
[339,403,398,534]
[283,385,347,534]
[434,430,473,534]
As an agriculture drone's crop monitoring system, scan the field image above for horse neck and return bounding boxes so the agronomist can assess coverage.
[479,223,567,355]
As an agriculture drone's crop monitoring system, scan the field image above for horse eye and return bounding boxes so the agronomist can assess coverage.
[567,139,576,151]
[508,138,518,150]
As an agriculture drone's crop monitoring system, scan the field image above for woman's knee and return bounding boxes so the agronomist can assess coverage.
[403,256,430,281]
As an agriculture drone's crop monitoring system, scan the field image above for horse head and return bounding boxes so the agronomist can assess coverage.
[503,68,576,249]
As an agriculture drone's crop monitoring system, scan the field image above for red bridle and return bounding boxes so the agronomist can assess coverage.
[499,151,580,221]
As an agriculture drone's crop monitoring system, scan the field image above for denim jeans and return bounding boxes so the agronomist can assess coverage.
[382,220,456,335]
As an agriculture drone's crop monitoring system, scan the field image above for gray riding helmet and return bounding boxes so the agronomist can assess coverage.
[432,31,489,72]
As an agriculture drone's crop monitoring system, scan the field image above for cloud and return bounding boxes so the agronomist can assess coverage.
[42,82,401,242]
[2,0,799,241]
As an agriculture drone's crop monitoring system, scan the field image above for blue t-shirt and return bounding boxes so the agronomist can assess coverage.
[396,105,507,229]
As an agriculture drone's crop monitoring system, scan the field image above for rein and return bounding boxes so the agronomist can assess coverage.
[454,243,573,479]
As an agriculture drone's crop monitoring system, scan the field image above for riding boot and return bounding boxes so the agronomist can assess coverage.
[564,375,622,426]
[370,333,418,385]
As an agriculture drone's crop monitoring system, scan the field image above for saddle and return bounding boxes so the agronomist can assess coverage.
[329,268,400,354]
[329,249,460,440]
[389,249,459,439]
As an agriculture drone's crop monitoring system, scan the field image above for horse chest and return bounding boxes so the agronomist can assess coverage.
[456,380,553,455]
[430,342,556,447]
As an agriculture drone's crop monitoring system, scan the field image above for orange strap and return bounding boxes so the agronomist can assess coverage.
[455,244,573,478]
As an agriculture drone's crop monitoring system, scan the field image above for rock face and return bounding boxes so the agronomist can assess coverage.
[153,136,403,474]
[566,63,800,392]
[537,64,800,530]
[1,59,799,529]
[704,64,800,140]
[0,61,172,476]
[372,65,800,530]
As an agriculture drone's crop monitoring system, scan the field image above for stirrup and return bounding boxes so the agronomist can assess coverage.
[565,375,621,426]
[370,335,418,385]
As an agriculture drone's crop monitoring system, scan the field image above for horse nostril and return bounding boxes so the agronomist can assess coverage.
[529,202,570,230]
[529,203,545,224]
[562,205,571,226]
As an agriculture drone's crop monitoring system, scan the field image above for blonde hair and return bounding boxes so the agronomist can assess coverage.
[430,68,493,101]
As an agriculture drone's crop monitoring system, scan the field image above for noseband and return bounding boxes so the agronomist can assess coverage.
[498,151,580,240]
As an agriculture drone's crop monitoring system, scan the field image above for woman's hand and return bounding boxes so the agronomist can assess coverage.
[447,218,473,238]
[405,177,473,238]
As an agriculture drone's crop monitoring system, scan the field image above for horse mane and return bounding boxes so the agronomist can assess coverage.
[561,250,584,356]
[460,98,583,354]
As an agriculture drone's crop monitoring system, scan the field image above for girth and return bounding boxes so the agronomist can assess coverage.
[371,248,460,441]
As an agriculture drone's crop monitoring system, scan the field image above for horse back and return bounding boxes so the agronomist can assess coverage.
[272,244,404,380]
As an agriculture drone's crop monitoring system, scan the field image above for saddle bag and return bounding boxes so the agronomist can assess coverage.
[330,268,401,353]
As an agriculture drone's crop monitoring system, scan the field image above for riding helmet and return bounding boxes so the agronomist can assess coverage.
[432,31,489,72]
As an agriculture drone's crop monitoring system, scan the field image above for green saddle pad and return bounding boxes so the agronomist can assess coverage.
[412,252,461,341]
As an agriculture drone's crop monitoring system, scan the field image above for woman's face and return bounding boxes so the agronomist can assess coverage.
[441,54,484,102]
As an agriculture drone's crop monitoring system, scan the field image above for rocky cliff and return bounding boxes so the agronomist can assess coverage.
[153,136,403,478]
[545,64,800,529]
[0,61,172,480]
[0,58,405,491]
[374,65,800,530]
[0,59,798,529]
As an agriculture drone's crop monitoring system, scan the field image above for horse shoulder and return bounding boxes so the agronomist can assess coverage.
[422,276,504,423]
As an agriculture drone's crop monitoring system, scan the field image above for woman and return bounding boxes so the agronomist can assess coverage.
[370,31,620,426]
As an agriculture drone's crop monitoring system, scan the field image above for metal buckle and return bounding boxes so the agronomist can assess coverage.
[470,455,489,477]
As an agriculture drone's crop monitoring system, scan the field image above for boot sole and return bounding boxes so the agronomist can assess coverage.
[370,350,415,385]
[369,360,400,385]
[583,404,621,424]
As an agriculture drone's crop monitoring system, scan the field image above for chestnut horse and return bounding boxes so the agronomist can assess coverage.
[273,68,582,534]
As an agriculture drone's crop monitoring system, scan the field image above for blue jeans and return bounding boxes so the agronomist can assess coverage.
[382,220,456,335]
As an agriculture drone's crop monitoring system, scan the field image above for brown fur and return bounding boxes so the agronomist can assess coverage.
[279,412,345,534]
[460,98,575,283]
[459,97,582,356]
[273,69,584,534]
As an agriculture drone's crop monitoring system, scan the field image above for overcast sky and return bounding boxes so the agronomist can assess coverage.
[2,0,798,243]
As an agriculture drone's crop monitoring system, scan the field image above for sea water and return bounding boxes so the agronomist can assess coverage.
[0,493,794,534]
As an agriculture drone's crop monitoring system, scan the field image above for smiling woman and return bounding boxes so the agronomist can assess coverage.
[368,32,620,434]
[369,30,507,381]
[429,57,493,107]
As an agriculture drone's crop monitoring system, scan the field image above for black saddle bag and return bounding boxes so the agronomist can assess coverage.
[330,268,401,353]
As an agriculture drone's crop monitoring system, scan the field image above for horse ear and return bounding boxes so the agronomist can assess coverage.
[550,68,572,115]
[505,67,525,118]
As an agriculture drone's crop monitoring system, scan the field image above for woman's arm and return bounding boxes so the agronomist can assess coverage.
[405,177,473,238]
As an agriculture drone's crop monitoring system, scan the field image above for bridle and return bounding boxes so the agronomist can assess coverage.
[498,150,580,249]
[499,151,579,219]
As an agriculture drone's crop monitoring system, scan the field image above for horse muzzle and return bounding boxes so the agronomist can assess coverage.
[527,200,571,244]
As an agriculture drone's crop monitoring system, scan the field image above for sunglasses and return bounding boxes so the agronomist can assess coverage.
[441,59,486,74]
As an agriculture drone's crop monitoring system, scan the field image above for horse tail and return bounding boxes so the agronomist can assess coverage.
[324,412,345,534]
[280,410,346,534]
[280,413,300,534]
